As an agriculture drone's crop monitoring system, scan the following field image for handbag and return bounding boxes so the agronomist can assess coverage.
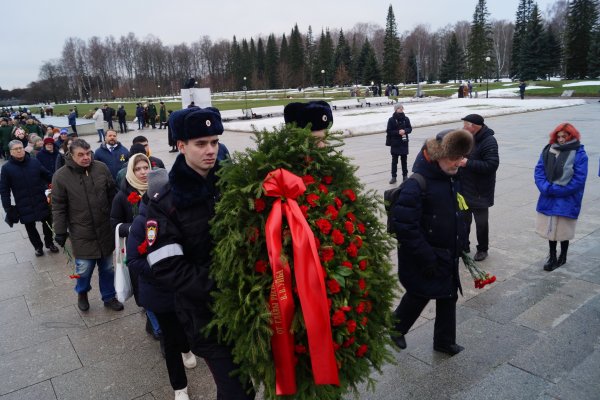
[385,135,391,146]
[114,223,133,303]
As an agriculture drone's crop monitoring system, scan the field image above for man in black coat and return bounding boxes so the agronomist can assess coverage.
[0,140,58,256]
[390,129,473,355]
[458,114,500,261]
[146,107,254,399]
[386,103,412,184]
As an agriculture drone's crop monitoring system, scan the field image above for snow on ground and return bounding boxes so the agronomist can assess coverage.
[562,81,600,87]
[224,97,586,136]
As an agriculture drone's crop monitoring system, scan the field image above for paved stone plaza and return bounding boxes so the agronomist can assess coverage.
[0,101,598,399]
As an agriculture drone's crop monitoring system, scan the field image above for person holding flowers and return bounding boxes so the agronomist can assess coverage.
[390,128,473,356]
[534,123,588,271]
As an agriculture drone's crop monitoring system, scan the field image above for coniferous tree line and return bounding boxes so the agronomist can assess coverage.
[3,0,599,103]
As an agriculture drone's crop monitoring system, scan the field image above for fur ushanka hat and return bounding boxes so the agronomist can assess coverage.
[425,129,473,161]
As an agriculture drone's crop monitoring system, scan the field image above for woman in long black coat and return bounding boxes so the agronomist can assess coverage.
[386,103,412,184]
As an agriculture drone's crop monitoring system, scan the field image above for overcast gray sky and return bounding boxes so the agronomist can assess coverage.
[3,0,559,90]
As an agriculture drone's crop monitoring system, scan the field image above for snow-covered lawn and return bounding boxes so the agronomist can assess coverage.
[562,81,600,87]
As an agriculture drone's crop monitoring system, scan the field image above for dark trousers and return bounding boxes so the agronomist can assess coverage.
[394,291,457,347]
[118,121,127,134]
[24,215,53,250]
[107,120,114,129]
[70,124,78,135]
[464,207,489,252]
[154,311,190,391]
[391,154,408,178]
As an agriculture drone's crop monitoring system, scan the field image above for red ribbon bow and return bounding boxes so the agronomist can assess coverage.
[262,168,339,395]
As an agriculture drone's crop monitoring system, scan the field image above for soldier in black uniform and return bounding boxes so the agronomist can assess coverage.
[145,107,254,400]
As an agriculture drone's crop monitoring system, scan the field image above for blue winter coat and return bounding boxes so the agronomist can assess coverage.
[0,154,52,224]
[391,149,467,299]
[534,145,587,219]
[126,199,175,313]
[35,147,59,176]
[94,143,129,179]
[386,113,412,155]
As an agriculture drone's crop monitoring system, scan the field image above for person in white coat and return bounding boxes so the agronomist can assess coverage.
[92,107,105,143]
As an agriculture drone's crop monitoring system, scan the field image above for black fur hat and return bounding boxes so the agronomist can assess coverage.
[169,107,223,141]
[426,129,473,161]
[284,101,333,131]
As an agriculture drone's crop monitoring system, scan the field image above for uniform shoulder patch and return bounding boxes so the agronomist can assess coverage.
[146,220,158,246]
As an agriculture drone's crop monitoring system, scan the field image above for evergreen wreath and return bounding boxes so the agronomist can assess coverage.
[210,124,398,400]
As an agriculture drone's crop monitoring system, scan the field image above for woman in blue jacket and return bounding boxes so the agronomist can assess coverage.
[534,123,588,271]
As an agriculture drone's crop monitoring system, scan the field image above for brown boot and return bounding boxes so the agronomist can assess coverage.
[77,292,89,311]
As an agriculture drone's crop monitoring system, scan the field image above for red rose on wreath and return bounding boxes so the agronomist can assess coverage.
[341,261,353,269]
[359,259,368,270]
[344,221,355,235]
[340,305,352,312]
[306,193,320,207]
[355,302,365,314]
[331,229,345,245]
[353,235,363,248]
[327,278,341,294]
[346,242,358,258]
[342,336,355,348]
[254,198,266,213]
[254,260,268,273]
[345,212,356,221]
[322,175,333,184]
[358,278,367,291]
[331,309,346,326]
[346,319,357,334]
[318,184,329,194]
[357,223,366,234]
[316,218,332,234]
[334,197,343,209]
[361,316,368,326]
[302,175,315,185]
[320,247,334,263]
[356,344,368,357]
[299,204,309,218]
[342,189,356,202]
[325,205,339,220]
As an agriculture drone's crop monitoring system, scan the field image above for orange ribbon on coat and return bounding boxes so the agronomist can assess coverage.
[262,168,339,395]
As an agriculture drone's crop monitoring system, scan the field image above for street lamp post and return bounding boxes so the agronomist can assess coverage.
[157,85,160,97]
[485,56,491,99]
[132,88,136,99]
[321,70,325,97]
[243,76,248,117]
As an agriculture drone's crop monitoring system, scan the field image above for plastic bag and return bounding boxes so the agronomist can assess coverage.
[114,224,132,303]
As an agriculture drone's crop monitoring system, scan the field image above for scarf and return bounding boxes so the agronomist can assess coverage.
[542,139,580,186]
[126,153,150,195]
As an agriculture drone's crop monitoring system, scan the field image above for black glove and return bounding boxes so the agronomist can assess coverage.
[55,233,68,247]
[423,263,436,279]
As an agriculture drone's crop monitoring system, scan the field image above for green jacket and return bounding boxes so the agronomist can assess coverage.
[147,104,157,118]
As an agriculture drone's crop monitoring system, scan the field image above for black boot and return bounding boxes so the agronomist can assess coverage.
[557,241,569,267]
[543,241,558,271]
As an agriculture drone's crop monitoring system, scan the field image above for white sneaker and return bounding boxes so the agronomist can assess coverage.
[174,386,189,400]
[181,351,197,369]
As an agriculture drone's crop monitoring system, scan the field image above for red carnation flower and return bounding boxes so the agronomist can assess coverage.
[302,175,315,185]
[325,205,339,220]
[346,243,358,258]
[355,302,365,314]
[316,218,332,235]
[127,192,141,204]
[299,204,309,218]
[346,320,357,334]
[334,197,343,209]
[342,189,356,202]
[321,247,334,263]
[306,193,320,208]
[331,229,345,245]
[353,235,363,248]
[327,298,332,309]
[332,310,346,326]
[340,305,352,312]
[346,212,356,221]
[358,259,368,271]
[342,336,355,348]
[318,184,329,194]
[254,260,268,273]
[356,344,368,357]
[333,342,341,351]
[361,316,368,326]
[327,278,341,294]
[295,344,307,354]
[322,175,333,184]
[69,274,81,279]
[254,198,266,213]
[247,226,259,243]
[358,278,366,291]
[357,223,366,234]
[341,261,353,269]
[137,239,149,255]
[344,221,355,235]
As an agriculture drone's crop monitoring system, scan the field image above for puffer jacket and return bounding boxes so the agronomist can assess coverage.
[386,112,412,155]
[51,155,117,259]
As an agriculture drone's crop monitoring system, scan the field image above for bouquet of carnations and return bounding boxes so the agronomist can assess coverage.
[209,125,397,400]
[461,252,496,289]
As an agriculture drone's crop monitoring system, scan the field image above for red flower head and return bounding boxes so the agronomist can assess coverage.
[127,192,141,204]
[325,205,339,220]
[334,197,343,209]
[314,236,321,249]
[342,336,355,348]
[358,278,367,291]
[247,226,259,243]
[342,189,356,202]
[254,198,266,213]
[306,193,320,208]
[322,175,333,184]
[302,175,316,185]
[365,300,373,313]
[327,278,341,294]
[353,235,363,248]
[357,223,366,234]
[327,298,332,309]
[346,212,356,222]
[316,218,332,235]
[137,239,149,255]
[355,302,366,314]
[69,274,81,279]
[320,247,334,263]
[344,221,355,235]
[346,319,357,333]
[331,310,346,326]
[333,342,341,351]
[151,161,157,167]
[356,344,368,357]
[295,344,307,354]
[299,204,309,218]
[341,261,353,269]
[340,305,352,312]
[254,260,268,273]
[331,229,345,245]
[361,316,368,326]
[346,243,358,258]
[318,184,329,194]
[358,259,368,271]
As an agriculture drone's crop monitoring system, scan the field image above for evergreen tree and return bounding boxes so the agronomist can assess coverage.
[467,0,493,81]
[565,0,599,79]
[439,33,465,83]
[520,4,545,80]
[510,0,533,78]
[405,48,418,83]
[317,29,335,85]
[588,26,600,78]
[256,38,266,87]
[350,35,361,84]
[333,29,352,85]
[356,39,381,85]
[240,39,252,88]
[540,26,562,78]
[305,26,316,86]
[229,36,243,90]
[264,34,279,89]
[279,34,291,89]
[288,24,305,87]
[382,5,401,84]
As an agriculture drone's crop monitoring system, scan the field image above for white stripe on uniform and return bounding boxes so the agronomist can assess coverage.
[147,243,184,267]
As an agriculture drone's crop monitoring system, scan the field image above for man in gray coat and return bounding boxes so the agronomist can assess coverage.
[52,139,123,312]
